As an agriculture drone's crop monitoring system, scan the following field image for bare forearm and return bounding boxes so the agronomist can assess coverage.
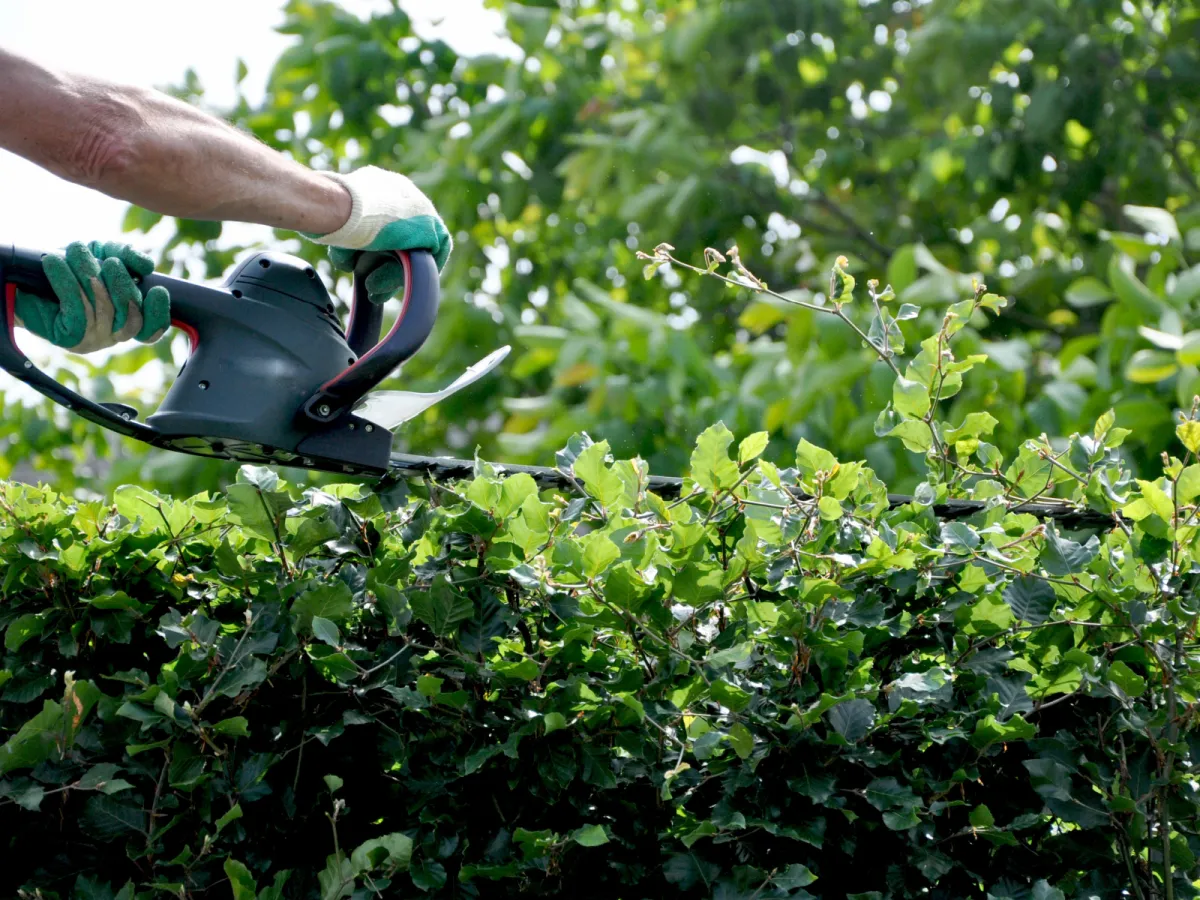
[0,48,351,235]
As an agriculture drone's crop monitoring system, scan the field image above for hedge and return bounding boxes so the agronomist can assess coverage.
[3,259,1200,899]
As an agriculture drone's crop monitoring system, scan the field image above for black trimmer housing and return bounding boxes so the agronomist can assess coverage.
[0,244,440,477]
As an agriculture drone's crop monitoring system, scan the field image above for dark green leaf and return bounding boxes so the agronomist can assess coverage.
[827,699,875,742]
[1003,576,1056,625]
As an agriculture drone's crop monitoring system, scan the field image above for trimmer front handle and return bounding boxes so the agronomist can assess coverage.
[301,249,441,425]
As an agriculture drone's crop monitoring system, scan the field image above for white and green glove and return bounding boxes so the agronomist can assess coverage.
[14,241,169,353]
[306,165,453,305]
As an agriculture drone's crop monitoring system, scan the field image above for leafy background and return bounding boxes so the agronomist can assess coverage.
[4,1,1200,898]
[2,0,1197,498]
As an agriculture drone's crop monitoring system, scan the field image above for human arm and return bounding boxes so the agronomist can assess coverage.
[0,46,451,351]
[0,46,352,235]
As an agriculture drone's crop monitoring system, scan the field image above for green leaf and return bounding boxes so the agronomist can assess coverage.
[581,532,621,578]
[0,700,63,775]
[887,419,934,453]
[618,693,646,721]
[311,616,342,646]
[410,860,448,892]
[796,438,837,476]
[711,679,752,712]
[4,613,43,651]
[943,411,998,443]
[496,473,539,518]
[1040,527,1099,576]
[77,763,131,795]
[738,431,769,465]
[1031,880,1067,900]
[292,582,354,631]
[215,802,244,834]
[80,795,146,840]
[113,484,170,530]
[1108,661,1146,697]
[1003,576,1056,625]
[543,711,568,734]
[893,376,931,418]
[351,833,413,873]
[494,657,539,681]
[1109,255,1168,317]
[817,495,843,521]
[1134,479,1174,521]
[972,713,1036,748]
[227,480,292,541]
[573,441,625,508]
[883,807,920,830]
[410,575,473,636]
[691,423,740,491]
[1125,349,1178,384]
[727,722,753,759]
[969,805,995,828]
[319,853,355,900]
[827,699,875,742]
[289,516,340,556]
[864,777,916,811]
[707,642,753,668]
[774,864,817,889]
[9,781,44,810]
[416,674,443,698]
[224,859,258,900]
[324,774,344,793]
[887,244,918,293]
[1123,205,1180,242]
[1179,421,1200,455]
[941,522,979,552]
[1177,333,1200,366]
[572,824,610,847]
[213,717,250,738]
[1178,464,1200,504]
[1065,276,1113,308]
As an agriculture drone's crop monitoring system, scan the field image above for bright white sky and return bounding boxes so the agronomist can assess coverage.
[0,0,510,390]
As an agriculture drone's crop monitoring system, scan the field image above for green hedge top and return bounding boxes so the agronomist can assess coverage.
[3,261,1200,899]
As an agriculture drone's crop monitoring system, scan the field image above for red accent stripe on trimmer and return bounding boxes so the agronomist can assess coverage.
[171,318,199,352]
[318,250,413,391]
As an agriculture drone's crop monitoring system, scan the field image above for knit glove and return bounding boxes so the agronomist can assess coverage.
[305,165,453,305]
[14,241,169,353]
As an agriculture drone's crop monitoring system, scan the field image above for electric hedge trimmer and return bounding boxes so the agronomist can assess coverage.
[0,243,1105,525]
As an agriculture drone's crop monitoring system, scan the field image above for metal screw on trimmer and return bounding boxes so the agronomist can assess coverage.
[318,404,331,417]
[365,424,374,433]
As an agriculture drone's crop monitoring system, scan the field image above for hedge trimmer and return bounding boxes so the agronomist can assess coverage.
[0,243,1108,526]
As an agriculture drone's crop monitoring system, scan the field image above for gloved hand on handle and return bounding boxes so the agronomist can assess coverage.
[306,165,453,305]
[15,241,170,353]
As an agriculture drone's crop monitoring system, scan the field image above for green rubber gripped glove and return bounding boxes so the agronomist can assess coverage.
[303,165,453,305]
[14,241,170,353]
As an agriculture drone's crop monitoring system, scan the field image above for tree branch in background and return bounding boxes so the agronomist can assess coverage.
[810,191,893,261]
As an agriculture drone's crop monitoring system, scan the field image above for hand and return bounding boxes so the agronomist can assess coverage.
[305,165,453,305]
[14,241,170,353]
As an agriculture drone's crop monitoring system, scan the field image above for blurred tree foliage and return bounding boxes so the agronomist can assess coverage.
[3,0,1198,497]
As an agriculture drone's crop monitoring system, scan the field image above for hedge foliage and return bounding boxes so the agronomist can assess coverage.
[5,261,1200,899]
